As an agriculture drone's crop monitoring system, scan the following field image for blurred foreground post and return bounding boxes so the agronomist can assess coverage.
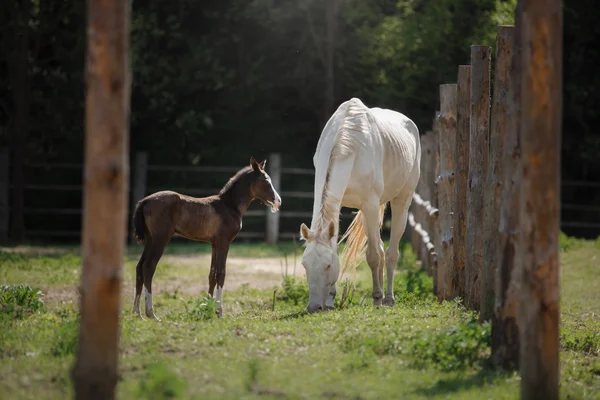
[71,0,131,398]
[519,0,562,398]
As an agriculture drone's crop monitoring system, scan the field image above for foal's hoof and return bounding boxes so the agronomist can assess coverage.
[145,311,161,322]
[383,296,395,307]
[373,297,384,307]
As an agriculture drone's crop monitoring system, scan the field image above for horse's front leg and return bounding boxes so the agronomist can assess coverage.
[362,200,385,306]
[212,241,231,317]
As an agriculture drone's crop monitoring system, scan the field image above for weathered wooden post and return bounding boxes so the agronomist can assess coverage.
[519,0,562,397]
[454,65,471,300]
[481,26,514,321]
[465,45,491,311]
[265,152,281,244]
[438,84,457,300]
[419,133,432,273]
[0,148,8,243]
[71,0,131,398]
[492,20,521,370]
[431,112,442,298]
[130,151,147,243]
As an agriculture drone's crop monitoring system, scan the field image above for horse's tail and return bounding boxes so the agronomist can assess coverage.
[132,199,148,244]
[339,203,387,285]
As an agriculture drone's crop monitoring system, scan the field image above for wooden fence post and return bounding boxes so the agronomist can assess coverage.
[419,133,431,273]
[71,0,131,398]
[265,152,281,244]
[481,26,514,322]
[130,151,148,243]
[0,148,8,243]
[465,45,491,311]
[431,112,442,299]
[438,84,457,300]
[492,21,521,370]
[519,0,562,397]
[454,65,471,301]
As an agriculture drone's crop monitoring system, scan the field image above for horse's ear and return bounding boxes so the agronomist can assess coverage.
[260,159,266,170]
[250,156,260,172]
[300,223,311,241]
[328,220,335,239]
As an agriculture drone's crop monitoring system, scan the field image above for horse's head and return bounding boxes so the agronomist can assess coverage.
[249,157,281,213]
[299,221,339,313]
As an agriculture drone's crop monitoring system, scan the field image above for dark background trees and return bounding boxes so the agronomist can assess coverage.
[1,0,598,241]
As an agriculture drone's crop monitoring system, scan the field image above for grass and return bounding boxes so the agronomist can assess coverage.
[0,236,599,399]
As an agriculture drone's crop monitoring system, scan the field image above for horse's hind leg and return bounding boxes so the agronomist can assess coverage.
[362,197,385,306]
[143,235,170,321]
[383,194,413,306]
[133,241,151,317]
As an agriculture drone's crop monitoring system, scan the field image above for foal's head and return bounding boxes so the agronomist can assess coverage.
[246,157,282,213]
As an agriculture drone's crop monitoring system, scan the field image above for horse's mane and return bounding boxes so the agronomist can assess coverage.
[219,166,253,195]
[312,98,370,240]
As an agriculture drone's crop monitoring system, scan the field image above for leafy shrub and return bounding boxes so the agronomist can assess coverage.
[278,276,309,306]
[0,284,45,319]
[137,361,187,399]
[51,318,79,357]
[393,264,436,304]
[181,296,218,321]
[409,318,491,371]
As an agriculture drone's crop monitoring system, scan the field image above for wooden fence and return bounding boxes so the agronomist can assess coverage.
[0,151,363,245]
[409,7,565,396]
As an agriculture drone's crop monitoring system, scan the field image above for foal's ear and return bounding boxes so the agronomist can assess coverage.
[250,156,260,172]
[259,159,266,170]
[328,220,335,239]
[299,223,311,241]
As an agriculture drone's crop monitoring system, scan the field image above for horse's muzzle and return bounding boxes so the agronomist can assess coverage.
[270,192,282,213]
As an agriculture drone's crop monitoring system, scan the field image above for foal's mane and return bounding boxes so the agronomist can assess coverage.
[219,166,253,196]
[312,98,370,238]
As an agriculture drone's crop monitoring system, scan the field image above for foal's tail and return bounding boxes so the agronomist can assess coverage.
[339,203,387,286]
[132,199,148,244]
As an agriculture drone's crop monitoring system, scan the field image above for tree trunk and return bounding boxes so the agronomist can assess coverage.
[492,21,521,371]
[438,84,457,300]
[481,26,514,322]
[71,0,131,398]
[519,0,562,397]
[324,0,338,122]
[465,45,491,311]
[454,65,471,300]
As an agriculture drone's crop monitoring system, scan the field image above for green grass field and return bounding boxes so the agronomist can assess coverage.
[1,235,599,399]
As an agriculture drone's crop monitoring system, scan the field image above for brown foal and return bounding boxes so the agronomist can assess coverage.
[131,157,282,320]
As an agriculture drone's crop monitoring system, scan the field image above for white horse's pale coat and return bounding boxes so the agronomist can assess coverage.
[299,97,421,313]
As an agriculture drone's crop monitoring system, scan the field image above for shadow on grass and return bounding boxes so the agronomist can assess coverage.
[277,310,308,320]
[413,367,510,397]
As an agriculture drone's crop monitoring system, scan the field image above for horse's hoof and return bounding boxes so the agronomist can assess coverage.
[383,296,395,307]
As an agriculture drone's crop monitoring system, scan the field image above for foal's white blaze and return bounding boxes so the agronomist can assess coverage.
[265,174,282,213]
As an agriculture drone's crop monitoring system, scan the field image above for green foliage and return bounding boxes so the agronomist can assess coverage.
[181,296,218,322]
[51,318,79,357]
[410,318,492,371]
[137,361,187,400]
[278,275,310,306]
[0,284,45,319]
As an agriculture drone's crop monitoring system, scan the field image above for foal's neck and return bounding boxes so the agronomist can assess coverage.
[220,179,253,216]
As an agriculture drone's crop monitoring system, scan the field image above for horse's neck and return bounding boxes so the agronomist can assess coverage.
[310,155,355,239]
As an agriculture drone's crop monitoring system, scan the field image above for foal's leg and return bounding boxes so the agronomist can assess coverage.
[383,195,412,306]
[362,198,385,306]
[208,241,231,317]
[133,242,151,317]
[142,235,169,321]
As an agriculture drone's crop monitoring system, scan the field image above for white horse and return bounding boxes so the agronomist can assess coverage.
[299,97,421,313]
